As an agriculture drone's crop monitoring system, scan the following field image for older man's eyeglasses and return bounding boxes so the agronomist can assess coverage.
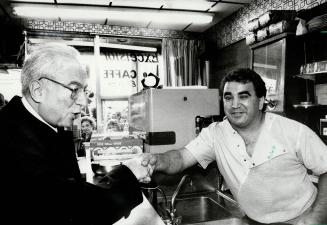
[38,77,87,100]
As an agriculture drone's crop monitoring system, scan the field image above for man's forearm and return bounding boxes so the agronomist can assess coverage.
[155,150,185,174]
[311,172,327,222]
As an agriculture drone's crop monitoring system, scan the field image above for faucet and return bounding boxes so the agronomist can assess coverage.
[215,170,238,206]
[170,174,191,217]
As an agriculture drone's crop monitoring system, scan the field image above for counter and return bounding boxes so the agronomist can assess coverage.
[78,157,291,225]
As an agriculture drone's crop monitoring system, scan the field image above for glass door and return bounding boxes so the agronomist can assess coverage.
[252,39,285,112]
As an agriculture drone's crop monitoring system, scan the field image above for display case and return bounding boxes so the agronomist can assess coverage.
[292,30,327,143]
[250,31,327,142]
[295,29,327,104]
[250,32,306,116]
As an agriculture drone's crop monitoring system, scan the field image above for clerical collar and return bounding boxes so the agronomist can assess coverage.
[21,97,58,133]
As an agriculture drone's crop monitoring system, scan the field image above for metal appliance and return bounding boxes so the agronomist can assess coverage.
[128,88,219,153]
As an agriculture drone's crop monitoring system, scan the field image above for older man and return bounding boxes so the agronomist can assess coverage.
[142,68,327,225]
[0,43,150,225]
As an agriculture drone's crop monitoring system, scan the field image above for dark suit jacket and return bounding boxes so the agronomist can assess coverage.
[0,96,142,225]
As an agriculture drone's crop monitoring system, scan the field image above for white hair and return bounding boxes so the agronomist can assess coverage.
[21,42,88,96]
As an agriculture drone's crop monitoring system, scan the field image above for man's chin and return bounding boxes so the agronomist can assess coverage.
[227,117,247,127]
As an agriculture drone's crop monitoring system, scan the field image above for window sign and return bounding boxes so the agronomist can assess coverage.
[99,52,137,98]
[137,61,160,91]
[85,50,160,134]
[99,52,160,98]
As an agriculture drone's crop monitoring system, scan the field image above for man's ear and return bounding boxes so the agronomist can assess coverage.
[259,96,265,110]
[29,80,44,103]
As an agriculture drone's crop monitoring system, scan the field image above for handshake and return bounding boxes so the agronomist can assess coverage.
[123,153,158,183]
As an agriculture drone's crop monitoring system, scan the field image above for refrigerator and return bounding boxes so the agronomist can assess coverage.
[128,88,219,153]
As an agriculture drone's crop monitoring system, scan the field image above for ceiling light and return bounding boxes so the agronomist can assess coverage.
[13,5,109,20]
[13,4,213,25]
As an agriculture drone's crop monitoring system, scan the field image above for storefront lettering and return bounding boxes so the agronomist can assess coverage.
[104,69,137,79]
[130,70,137,78]
[104,53,158,63]
[130,54,158,63]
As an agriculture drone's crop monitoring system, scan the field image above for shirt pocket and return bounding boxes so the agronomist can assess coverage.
[251,131,287,167]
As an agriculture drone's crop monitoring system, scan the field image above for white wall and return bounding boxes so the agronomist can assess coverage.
[0,69,22,101]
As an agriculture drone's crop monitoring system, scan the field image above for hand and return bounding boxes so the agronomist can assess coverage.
[140,153,157,176]
[123,155,154,183]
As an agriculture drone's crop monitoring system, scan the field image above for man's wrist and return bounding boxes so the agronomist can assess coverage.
[155,153,166,172]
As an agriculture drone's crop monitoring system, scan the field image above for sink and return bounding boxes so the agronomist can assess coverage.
[165,196,233,224]
[158,195,292,225]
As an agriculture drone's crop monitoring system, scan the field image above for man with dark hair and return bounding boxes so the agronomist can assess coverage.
[219,68,268,111]
[142,68,327,224]
[81,116,96,142]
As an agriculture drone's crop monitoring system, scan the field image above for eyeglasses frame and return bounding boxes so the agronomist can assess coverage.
[38,76,87,100]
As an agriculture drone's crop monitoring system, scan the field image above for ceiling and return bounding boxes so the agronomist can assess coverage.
[1,0,252,32]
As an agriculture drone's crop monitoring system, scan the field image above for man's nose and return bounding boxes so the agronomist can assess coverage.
[75,91,88,108]
[231,98,240,108]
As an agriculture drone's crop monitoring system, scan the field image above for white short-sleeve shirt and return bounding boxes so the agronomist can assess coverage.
[185,112,327,223]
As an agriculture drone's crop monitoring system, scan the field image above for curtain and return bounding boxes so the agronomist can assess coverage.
[162,38,205,87]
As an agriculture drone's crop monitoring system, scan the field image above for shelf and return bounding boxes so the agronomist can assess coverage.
[249,32,293,49]
[296,3,327,21]
[294,72,327,81]
[293,103,320,109]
